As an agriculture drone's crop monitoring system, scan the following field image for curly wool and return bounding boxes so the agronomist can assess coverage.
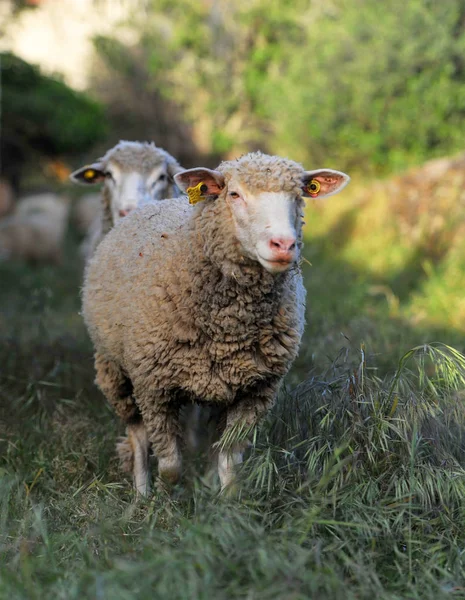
[83,141,183,258]
[84,215,304,398]
[219,152,305,196]
[82,153,307,479]
[98,140,182,174]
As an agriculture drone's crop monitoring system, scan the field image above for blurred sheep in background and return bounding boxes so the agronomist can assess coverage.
[0,193,70,264]
[70,141,184,260]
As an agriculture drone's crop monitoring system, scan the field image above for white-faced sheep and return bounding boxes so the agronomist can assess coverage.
[70,141,184,259]
[82,152,350,495]
[0,193,70,263]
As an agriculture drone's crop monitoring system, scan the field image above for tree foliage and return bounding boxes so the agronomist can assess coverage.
[90,36,199,167]
[1,52,107,188]
[98,0,465,173]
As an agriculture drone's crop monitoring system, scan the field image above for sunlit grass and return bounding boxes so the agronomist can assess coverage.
[302,167,465,368]
[2,205,465,597]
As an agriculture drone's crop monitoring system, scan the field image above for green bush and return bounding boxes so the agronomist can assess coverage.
[1,52,107,186]
[99,0,465,174]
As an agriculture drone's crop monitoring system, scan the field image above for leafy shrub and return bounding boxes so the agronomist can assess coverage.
[97,0,465,174]
[1,52,107,187]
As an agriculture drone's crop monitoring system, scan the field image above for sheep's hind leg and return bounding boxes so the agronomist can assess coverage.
[128,420,150,496]
[184,404,202,452]
[94,353,150,495]
[139,394,182,488]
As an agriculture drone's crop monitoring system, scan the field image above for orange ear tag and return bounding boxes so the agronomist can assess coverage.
[307,179,321,197]
[186,181,208,205]
[84,169,96,180]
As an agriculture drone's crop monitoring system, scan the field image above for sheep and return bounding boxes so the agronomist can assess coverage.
[15,192,69,217]
[0,193,70,263]
[82,151,350,495]
[70,141,184,259]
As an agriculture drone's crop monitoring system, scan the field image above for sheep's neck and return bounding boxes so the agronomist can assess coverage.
[191,198,290,293]
[101,185,114,235]
[187,199,291,348]
[193,198,273,288]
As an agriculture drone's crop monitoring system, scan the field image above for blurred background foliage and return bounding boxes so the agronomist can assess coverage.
[91,0,465,173]
[4,0,465,179]
[1,0,465,344]
[1,52,107,190]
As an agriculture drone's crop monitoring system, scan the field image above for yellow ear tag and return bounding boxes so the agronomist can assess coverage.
[186,181,208,205]
[84,169,96,180]
[307,179,321,197]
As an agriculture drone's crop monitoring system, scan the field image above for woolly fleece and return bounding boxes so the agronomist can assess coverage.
[219,152,306,196]
[99,140,182,176]
[99,141,182,234]
[82,152,307,479]
[83,141,183,257]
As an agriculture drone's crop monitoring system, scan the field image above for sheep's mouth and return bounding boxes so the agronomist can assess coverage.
[268,258,293,266]
[258,255,295,273]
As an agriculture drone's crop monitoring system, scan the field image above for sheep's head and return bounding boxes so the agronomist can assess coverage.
[175,152,350,274]
[70,141,184,225]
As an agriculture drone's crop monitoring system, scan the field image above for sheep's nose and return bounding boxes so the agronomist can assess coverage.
[119,207,135,218]
[269,237,296,254]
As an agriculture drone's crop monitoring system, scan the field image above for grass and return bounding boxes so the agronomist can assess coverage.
[2,185,465,598]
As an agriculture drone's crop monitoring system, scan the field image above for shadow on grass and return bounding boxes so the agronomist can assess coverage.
[293,218,465,381]
[2,227,465,598]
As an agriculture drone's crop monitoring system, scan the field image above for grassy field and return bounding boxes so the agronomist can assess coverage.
[2,175,465,599]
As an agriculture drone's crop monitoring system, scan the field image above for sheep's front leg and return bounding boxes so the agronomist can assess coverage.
[94,353,150,494]
[138,394,182,487]
[218,446,246,490]
[218,389,277,491]
[116,420,151,496]
[128,421,150,496]
[94,352,139,422]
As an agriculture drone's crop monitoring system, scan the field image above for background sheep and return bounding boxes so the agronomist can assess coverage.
[70,141,184,259]
[0,193,70,263]
[82,151,350,495]
[15,193,69,217]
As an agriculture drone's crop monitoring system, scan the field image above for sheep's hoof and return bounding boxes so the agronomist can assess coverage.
[133,479,151,498]
[157,455,181,487]
[220,481,240,498]
[155,475,178,495]
[158,467,181,486]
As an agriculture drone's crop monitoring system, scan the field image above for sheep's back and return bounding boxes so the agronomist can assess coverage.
[82,196,306,402]
[82,197,192,361]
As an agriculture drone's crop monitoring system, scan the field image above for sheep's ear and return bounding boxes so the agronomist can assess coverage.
[301,169,350,199]
[174,168,225,197]
[70,163,106,185]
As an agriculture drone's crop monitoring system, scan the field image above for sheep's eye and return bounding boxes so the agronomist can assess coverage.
[158,174,167,182]
[104,171,114,181]
[229,191,240,199]
[307,179,321,194]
